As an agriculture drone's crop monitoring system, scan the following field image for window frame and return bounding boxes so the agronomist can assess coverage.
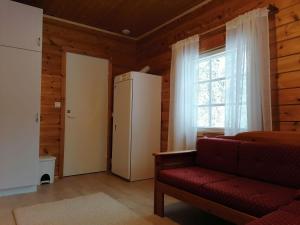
[197,47,225,133]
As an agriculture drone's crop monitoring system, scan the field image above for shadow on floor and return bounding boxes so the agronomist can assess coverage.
[165,202,234,225]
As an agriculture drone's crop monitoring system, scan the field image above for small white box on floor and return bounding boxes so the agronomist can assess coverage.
[39,156,56,184]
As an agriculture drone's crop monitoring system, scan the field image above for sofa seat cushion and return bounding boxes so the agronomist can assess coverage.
[158,166,235,195]
[201,177,297,217]
[246,201,300,225]
[196,138,240,174]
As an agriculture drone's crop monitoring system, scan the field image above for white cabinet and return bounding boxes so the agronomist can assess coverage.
[0,0,43,51]
[0,46,41,190]
[112,72,161,181]
[0,1,42,196]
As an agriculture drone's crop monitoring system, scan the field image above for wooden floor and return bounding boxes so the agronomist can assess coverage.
[0,172,233,225]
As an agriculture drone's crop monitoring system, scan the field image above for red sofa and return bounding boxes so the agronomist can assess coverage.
[246,201,300,225]
[154,132,300,225]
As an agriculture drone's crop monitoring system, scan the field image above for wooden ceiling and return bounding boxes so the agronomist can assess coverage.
[13,0,208,38]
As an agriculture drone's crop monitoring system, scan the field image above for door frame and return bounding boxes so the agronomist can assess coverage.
[59,49,113,178]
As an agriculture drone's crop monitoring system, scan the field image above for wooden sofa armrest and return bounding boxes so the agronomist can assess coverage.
[153,150,197,174]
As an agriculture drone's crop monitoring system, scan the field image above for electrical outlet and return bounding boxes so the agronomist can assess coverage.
[54,102,61,108]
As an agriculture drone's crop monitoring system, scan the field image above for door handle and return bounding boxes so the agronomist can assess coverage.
[66,109,75,119]
[37,37,41,47]
[35,113,39,123]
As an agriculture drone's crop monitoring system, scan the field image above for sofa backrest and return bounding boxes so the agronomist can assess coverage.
[238,141,300,188]
[196,137,300,188]
[235,131,300,146]
[196,138,240,174]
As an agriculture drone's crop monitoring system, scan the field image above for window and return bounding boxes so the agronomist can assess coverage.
[197,49,225,131]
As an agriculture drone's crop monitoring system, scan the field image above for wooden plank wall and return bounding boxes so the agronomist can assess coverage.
[41,0,300,174]
[41,17,136,175]
[137,0,300,151]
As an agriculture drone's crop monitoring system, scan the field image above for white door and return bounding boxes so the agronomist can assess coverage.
[0,46,41,189]
[111,79,132,179]
[63,53,108,176]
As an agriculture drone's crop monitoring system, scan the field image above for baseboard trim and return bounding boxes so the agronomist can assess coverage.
[0,185,37,197]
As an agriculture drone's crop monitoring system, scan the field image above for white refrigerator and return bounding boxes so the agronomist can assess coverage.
[112,72,161,181]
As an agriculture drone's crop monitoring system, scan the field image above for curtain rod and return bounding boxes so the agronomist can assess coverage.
[169,4,279,48]
[267,4,279,14]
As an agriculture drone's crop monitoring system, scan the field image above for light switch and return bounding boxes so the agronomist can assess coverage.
[54,102,61,108]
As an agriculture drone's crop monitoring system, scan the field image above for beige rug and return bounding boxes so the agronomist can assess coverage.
[13,192,153,225]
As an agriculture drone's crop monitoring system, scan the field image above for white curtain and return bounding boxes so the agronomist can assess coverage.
[168,35,199,151]
[224,8,272,135]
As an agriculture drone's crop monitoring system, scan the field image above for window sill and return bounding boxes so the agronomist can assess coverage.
[197,128,224,138]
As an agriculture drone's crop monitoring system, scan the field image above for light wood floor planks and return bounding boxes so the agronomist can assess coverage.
[0,172,232,225]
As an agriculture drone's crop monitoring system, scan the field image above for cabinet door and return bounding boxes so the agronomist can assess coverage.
[111,80,132,180]
[0,46,41,189]
[0,0,43,51]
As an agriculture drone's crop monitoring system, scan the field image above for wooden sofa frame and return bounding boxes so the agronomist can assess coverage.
[154,131,300,225]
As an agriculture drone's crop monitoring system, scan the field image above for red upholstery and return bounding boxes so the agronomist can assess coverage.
[196,138,240,174]
[158,138,300,223]
[246,210,300,225]
[201,177,297,217]
[158,166,235,195]
[295,190,300,200]
[280,201,300,215]
[159,167,297,217]
[238,141,300,188]
[246,201,300,225]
